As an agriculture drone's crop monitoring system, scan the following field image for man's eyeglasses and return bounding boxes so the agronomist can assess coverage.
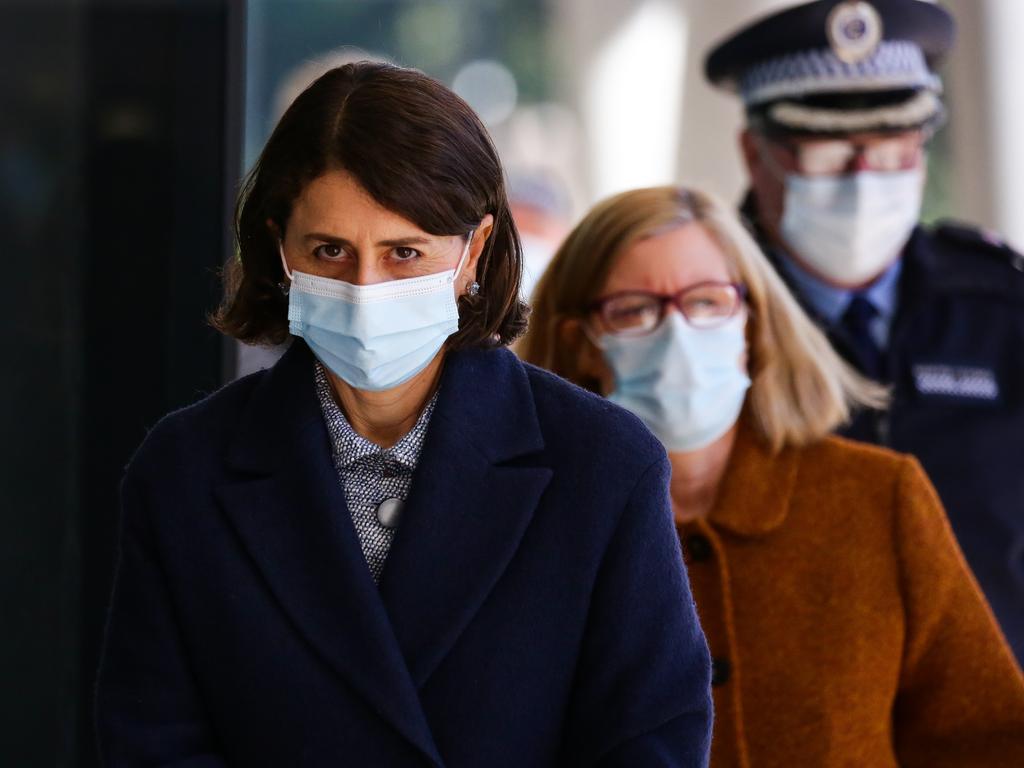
[772,131,927,176]
[588,282,747,337]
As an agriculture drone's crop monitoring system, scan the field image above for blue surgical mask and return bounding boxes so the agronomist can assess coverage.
[281,233,473,392]
[600,312,750,452]
[781,169,923,285]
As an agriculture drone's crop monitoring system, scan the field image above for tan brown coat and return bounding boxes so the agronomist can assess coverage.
[680,422,1024,767]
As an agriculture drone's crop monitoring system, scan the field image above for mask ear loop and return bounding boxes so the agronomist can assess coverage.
[580,316,608,350]
[278,240,293,295]
[449,228,476,285]
[755,134,792,184]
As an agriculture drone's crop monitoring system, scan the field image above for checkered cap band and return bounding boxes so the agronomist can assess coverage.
[741,40,941,106]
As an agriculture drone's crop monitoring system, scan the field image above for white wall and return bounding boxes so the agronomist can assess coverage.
[553,0,798,208]
[946,0,1024,250]
[675,0,797,204]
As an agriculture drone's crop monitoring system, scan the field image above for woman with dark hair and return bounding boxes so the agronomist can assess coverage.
[96,63,712,767]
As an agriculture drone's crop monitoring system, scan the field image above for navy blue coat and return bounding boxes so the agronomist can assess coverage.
[746,197,1024,664]
[96,342,713,767]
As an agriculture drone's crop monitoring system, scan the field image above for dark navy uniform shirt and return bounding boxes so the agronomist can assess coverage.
[745,196,1024,664]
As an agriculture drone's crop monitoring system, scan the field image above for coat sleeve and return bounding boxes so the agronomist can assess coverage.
[95,466,227,767]
[891,456,1024,766]
[562,454,713,767]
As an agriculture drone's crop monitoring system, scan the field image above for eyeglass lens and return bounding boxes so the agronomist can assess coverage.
[794,134,923,175]
[600,283,741,336]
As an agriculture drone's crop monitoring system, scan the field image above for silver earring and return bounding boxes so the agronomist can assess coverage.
[278,281,290,296]
[469,281,481,296]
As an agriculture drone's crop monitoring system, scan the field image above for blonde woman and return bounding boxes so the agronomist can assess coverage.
[519,185,1024,767]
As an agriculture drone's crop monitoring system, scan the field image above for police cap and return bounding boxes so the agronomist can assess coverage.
[704,0,956,135]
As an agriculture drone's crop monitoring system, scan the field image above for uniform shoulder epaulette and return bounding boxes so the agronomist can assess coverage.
[932,220,1024,272]
[924,220,1024,299]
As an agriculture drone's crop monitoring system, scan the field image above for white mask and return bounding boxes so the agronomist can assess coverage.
[780,169,923,286]
[600,312,750,452]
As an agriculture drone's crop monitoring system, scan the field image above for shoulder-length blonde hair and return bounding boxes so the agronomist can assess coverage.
[518,185,887,452]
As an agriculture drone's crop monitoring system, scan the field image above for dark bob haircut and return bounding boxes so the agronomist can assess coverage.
[214,61,528,349]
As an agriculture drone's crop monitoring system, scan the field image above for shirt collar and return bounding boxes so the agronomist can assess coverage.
[774,249,903,326]
[313,361,437,471]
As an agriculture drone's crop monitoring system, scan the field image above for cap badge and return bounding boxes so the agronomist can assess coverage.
[826,1,884,64]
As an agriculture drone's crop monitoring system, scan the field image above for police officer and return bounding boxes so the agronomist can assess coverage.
[705,0,1024,663]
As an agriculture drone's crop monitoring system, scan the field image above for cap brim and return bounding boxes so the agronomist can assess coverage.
[749,89,945,135]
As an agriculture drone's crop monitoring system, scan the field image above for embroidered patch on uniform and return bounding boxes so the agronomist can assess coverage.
[912,364,1000,401]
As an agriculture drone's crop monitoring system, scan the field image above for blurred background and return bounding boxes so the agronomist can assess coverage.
[1,0,1020,764]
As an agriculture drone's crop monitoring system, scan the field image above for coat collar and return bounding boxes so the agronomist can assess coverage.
[707,416,801,538]
[216,342,551,764]
[376,346,553,686]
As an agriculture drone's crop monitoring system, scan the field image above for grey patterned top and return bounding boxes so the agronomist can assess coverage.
[314,362,437,583]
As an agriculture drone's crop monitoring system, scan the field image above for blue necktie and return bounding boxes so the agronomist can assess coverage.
[840,295,883,379]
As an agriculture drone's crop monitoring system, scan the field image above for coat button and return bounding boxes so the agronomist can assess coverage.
[711,657,732,687]
[685,534,712,563]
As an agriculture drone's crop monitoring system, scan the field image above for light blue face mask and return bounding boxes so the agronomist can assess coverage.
[280,233,474,392]
[600,311,751,452]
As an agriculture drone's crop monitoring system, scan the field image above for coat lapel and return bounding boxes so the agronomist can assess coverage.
[710,415,801,537]
[215,343,442,765]
[378,348,553,686]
